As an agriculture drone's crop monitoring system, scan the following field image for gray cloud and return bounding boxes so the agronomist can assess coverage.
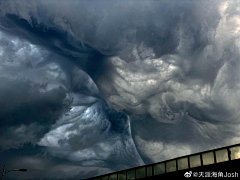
[0,76,71,151]
[1,0,240,179]
[0,143,113,180]
[0,29,144,179]
[38,101,144,171]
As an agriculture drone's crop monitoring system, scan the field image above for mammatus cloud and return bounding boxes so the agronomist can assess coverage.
[1,0,240,179]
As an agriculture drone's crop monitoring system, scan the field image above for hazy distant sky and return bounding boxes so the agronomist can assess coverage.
[1,0,240,179]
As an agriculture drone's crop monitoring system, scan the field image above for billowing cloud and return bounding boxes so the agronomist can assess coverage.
[1,0,240,179]
[0,31,73,151]
[0,28,143,179]
[38,101,144,170]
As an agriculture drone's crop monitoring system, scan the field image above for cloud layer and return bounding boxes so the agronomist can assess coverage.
[1,0,240,179]
[0,30,143,179]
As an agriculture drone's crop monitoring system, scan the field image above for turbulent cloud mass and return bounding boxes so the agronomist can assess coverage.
[1,0,240,179]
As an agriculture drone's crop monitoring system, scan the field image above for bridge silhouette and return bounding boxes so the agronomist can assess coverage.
[86,142,240,179]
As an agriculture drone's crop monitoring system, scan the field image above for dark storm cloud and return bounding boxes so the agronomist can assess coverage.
[38,101,144,171]
[0,29,100,152]
[0,77,70,150]
[0,77,66,127]
[69,67,100,98]
[0,13,107,82]
[0,143,113,180]
[0,30,144,179]
[1,0,240,179]
[0,31,74,151]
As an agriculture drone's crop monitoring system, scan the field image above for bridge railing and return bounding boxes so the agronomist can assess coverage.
[87,143,240,180]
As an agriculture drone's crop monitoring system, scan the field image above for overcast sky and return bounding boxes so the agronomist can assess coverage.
[1,0,240,179]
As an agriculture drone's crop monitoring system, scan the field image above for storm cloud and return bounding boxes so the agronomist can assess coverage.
[1,0,240,179]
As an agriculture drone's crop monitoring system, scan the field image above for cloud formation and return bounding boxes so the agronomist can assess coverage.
[38,101,144,170]
[1,0,240,179]
[0,0,233,123]
[0,143,113,179]
[0,29,143,179]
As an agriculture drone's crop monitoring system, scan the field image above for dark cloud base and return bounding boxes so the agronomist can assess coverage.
[0,142,101,180]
